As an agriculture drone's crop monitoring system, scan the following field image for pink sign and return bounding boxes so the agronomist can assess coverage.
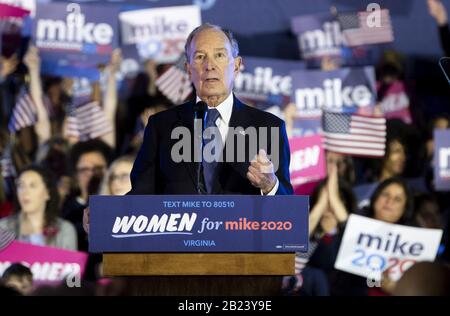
[289,135,326,190]
[378,80,412,124]
[0,241,88,285]
[0,3,30,18]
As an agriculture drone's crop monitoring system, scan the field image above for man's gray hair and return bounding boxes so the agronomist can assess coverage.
[184,23,240,62]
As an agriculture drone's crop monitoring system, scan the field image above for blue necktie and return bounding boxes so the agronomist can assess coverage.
[202,108,221,193]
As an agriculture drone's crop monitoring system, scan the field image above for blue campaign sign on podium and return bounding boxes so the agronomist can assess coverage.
[89,195,309,253]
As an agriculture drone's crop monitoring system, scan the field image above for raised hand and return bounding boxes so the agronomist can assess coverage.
[247,149,278,195]
[428,0,448,26]
[23,46,40,72]
[109,48,122,74]
[327,162,348,223]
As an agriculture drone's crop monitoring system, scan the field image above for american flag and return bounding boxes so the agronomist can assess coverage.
[8,89,37,133]
[337,9,394,47]
[322,111,386,157]
[0,228,15,251]
[155,55,193,105]
[65,101,112,141]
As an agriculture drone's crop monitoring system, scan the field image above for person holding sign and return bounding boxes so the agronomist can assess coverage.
[331,178,419,295]
[366,177,414,225]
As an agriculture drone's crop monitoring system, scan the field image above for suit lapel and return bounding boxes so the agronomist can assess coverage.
[176,100,198,189]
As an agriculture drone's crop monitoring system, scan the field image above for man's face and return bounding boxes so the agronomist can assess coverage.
[185,28,242,106]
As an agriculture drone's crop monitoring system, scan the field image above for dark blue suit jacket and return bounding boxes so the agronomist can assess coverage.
[129,96,293,195]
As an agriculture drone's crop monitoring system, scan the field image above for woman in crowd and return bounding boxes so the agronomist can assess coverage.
[366,177,414,225]
[307,177,414,296]
[351,178,415,295]
[0,165,77,250]
[283,163,355,296]
[378,138,407,183]
[61,139,112,251]
[355,136,408,209]
[99,155,135,196]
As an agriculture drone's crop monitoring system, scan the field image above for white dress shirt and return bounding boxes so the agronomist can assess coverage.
[196,93,279,195]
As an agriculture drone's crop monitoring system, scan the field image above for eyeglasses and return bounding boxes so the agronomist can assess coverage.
[110,173,129,183]
[76,165,106,176]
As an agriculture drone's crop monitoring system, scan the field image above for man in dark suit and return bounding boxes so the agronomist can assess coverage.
[83,23,292,232]
[129,23,293,196]
[83,24,293,294]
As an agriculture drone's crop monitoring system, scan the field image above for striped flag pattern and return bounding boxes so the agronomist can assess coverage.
[0,229,15,251]
[65,101,112,141]
[322,111,386,157]
[155,55,192,105]
[8,89,37,133]
[338,9,394,47]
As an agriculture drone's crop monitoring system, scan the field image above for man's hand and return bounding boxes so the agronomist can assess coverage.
[247,149,277,195]
[83,207,90,235]
[428,0,448,26]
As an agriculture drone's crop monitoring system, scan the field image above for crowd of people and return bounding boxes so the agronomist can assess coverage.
[1,0,450,296]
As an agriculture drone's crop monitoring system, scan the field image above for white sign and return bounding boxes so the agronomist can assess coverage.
[119,5,201,63]
[335,214,443,281]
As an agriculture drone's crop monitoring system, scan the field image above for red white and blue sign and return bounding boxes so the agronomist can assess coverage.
[33,2,119,79]
[89,195,309,253]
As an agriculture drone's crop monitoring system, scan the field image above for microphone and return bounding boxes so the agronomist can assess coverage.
[193,101,207,194]
[193,101,207,129]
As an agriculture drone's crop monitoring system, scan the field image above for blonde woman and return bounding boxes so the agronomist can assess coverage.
[99,156,135,196]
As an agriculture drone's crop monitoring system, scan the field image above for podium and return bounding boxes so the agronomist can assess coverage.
[102,253,294,296]
[90,195,308,295]
[103,253,294,276]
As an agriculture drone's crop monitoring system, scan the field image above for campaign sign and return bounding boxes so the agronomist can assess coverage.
[119,5,201,63]
[290,66,376,136]
[434,129,450,191]
[291,116,323,138]
[291,13,343,61]
[234,57,305,110]
[89,195,309,253]
[289,135,326,187]
[292,66,376,117]
[0,2,29,18]
[0,0,34,16]
[33,2,119,78]
[0,241,88,285]
[378,80,412,124]
[290,12,383,68]
[335,214,443,281]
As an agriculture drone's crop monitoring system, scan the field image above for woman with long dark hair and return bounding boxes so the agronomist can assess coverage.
[0,165,77,250]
